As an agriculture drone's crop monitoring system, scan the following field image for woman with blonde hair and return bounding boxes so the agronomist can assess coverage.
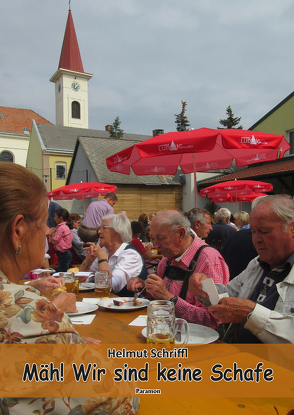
[234,211,250,230]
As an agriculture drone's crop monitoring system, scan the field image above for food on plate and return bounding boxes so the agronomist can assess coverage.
[113,299,124,306]
[112,298,143,307]
[133,299,142,306]
[67,267,79,274]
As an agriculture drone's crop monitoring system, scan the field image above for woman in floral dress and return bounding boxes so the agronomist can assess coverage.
[0,163,139,415]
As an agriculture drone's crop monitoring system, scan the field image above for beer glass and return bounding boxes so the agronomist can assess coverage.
[95,271,112,298]
[60,272,75,293]
[147,300,189,344]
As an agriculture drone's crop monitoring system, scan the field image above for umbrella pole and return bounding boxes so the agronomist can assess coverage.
[235,191,238,213]
[193,153,197,207]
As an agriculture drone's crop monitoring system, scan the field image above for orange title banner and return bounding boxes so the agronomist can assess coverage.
[1,344,294,398]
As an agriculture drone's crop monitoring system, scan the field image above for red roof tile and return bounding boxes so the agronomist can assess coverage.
[199,157,294,186]
[58,10,84,73]
[0,106,52,134]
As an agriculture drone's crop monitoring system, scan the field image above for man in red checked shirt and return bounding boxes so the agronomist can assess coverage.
[127,210,229,329]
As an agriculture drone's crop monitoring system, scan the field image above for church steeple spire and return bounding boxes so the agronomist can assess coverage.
[58,8,84,73]
[50,6,93,129]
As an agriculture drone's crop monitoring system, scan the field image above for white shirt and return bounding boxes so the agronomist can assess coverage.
[215,257,294,343]
[44,238,50,259]
[90,243,143,293]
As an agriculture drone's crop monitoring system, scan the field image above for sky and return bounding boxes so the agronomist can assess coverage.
[1,0,294,136]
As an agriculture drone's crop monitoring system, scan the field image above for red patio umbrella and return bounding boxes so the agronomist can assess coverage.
[211,192,268,204]
[106,128,289,206]
[48,182,117,201]
[200,180,273,199]
[48,182,117,216]
[201,180,273,211]
[48,182,117,214]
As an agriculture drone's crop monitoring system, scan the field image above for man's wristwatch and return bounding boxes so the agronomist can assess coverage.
[169,295,178,305]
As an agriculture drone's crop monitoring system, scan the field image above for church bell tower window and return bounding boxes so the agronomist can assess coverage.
[72,101,80,119]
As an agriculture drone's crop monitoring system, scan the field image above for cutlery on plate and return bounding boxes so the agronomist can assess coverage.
[133,287,146,305]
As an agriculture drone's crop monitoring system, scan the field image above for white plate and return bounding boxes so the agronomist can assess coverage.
[141,323,219,344]
[67,301,98,316]
[53,272,92,278]
[98,297,150,311]
[79,283,95,291]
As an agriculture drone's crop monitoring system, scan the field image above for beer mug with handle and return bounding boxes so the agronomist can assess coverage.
[147,300,189,344]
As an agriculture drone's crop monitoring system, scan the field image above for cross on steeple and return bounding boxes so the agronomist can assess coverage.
[69,0,71,11]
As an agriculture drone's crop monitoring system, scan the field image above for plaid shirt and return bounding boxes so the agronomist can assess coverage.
[157,235,229,329]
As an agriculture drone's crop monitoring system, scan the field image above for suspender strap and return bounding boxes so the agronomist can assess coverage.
[163,245,208,300]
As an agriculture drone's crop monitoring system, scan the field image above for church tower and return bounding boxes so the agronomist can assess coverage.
[50,4,92,128]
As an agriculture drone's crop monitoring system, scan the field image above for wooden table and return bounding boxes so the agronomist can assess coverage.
[73,291,293,415]
[151,254,162,260]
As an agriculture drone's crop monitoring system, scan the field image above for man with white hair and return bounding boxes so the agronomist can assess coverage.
[186,208,213,239]
[127,210,229,329]
[189,195,294,343]
[205,207,237,249]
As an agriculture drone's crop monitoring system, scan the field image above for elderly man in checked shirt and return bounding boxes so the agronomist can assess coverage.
[127,210,229,329]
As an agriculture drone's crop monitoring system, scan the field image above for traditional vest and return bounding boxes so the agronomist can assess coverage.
[163,245,208,300]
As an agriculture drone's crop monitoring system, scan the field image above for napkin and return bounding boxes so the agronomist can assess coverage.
[70,314,96,325]
[201,278,229,305]
[82,298,100,305]
[129,315,147,327]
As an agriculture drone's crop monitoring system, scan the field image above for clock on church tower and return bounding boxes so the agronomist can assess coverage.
[71,81,80,92]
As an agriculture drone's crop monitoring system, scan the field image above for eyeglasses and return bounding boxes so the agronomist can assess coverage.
[100,225,113,231]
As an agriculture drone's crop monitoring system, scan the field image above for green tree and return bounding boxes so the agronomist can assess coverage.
[204,200,220,220]
[175,100,190,131]
[218,105,243,129]
[109,116,124,139]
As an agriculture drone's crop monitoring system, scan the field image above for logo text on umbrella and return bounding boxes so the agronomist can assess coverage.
[240,135,268,145]
[158,141,193,152]
[113,155,128,164]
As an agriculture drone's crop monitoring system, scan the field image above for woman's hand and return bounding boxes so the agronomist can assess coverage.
[80,245,97,271]
[92,244,108,261]
[84,242,96,249]
[52,293,77,313]
[81,336,101,344]
[29,276,64,293]
[127,277,145,292]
